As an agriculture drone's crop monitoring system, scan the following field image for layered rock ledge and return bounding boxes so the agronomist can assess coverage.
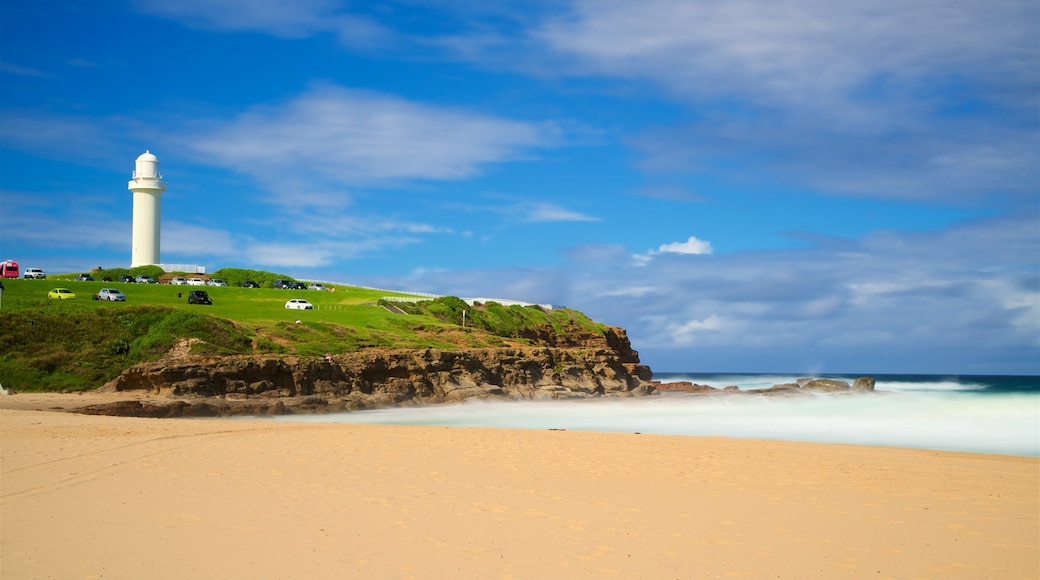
[79,344,654,417]
[67,317,879,418]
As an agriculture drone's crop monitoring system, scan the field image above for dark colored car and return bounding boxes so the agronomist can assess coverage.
[291,282,307,290]
[118,274,136,283]
[187,290,212,305]
[241,280,260,288]
[75,274,95,281]
[101,276,113,282]
[274,279,293,289]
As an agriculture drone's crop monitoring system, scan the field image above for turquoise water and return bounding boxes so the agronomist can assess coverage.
[269,374,1040,457]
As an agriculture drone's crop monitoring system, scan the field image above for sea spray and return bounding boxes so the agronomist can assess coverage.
[268,373,1040,457]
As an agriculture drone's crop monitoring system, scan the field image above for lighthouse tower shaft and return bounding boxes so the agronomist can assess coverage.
[128,151,167,268]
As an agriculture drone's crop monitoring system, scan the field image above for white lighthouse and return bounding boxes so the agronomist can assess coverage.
[128,150,167,267]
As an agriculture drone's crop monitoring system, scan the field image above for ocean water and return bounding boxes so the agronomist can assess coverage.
[269,374,1040,457]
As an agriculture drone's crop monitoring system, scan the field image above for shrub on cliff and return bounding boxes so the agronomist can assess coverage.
[209,267,296,288]
[378,297,607,343]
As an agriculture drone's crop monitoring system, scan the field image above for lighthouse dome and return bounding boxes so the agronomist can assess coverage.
[134,150,161,179]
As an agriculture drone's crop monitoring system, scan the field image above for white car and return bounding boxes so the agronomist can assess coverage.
[96,288,127,301]
[207,279,228,287]
[23,267,46,279]
[186,278,206,286]
[170,277,187,285]
[285,299,314,310]
[308,283,326,291]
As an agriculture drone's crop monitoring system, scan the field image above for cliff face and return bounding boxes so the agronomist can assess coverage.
[87,326,655,417]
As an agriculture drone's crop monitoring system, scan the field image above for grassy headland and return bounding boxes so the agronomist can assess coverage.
[0,274,606,392]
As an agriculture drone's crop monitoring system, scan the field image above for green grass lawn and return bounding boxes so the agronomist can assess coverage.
[16,277,412,319]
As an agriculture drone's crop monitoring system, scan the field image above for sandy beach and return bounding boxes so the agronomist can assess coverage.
[2,393,1037,579]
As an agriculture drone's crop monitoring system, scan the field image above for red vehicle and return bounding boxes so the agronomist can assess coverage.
[1,260,18,278]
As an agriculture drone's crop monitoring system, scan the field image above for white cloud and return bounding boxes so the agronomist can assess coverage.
[595,286,657,298]
[184,85,556,198]
[634,235,713,265]
[524,202,598,222]
[666,315,733,346]
[657,236,713,255]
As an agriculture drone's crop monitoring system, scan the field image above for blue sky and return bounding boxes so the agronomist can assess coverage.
[2,0,1037,374]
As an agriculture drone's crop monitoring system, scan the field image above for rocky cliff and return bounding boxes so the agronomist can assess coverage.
[82,326,655,417]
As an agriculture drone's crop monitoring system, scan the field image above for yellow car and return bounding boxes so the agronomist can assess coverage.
[47,288,77,300]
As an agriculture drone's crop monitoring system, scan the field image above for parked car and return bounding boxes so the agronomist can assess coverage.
[118,274,136,283]
[274,279,293,289]
[95,288,127,302]
[170,277,187,285]
[291,282,307,290]
[241,280,260,288]
[75,274,95,282]
[1,260,19,278]
[186,278,206,286]
[285,298,314,310]
[207,279,228,287]
[308,283,326,291]
[187,290,212,305]
[48,288,76,300]
[101,276,113,282]
[135,275,157,284]
[23,268,46,279]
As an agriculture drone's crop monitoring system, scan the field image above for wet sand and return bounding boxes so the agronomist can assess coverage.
[2,393,1037,578]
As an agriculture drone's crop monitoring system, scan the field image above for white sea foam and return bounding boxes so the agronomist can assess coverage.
[272,390,1040,457]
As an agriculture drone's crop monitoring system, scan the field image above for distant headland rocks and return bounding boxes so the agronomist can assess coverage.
[652,376,876,395]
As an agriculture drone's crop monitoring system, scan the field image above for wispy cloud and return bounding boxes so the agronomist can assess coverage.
[523,202,598,222]
[130,0,390,48]
[530,0,1039,203]
[163,222,239,258]
[183,85,557,199]
[536,0,1036,117]
[0,61,52,77]
[0,191,128,250]
[0,111,138,164]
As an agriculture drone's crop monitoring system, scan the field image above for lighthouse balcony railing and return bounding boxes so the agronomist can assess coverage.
[131,170,164,180]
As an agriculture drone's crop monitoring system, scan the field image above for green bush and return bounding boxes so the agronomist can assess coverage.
[210,267,296,288]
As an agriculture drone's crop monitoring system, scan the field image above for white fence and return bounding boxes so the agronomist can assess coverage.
[159,263,206,274]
